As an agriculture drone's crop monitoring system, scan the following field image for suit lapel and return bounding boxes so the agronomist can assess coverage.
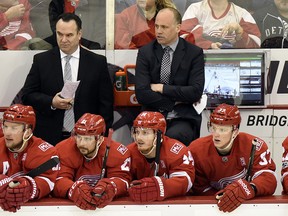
[170,39,185,81]
[52,48,64,89]
[74,47,86,99]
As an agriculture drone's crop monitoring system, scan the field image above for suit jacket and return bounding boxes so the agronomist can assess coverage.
[135,38,204,122]
[22,47,114,145]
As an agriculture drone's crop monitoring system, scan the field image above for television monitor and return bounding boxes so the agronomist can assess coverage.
[203,50,267,108]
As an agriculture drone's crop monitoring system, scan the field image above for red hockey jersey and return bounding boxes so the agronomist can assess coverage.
[281,136,288,193]
[53,137,131,198]
[0,136,59,199]
[127,136,195,198]
[189,132,276,196]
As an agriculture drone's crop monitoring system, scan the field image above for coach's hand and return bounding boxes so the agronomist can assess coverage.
[216,179,255,212]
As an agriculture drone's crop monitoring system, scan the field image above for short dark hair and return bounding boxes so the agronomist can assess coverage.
[56,13,82,32]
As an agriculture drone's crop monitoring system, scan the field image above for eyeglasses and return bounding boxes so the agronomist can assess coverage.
[208,125,233,135]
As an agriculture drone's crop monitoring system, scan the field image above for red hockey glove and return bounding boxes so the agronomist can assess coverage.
[216,179,255,212]
[0,201,20,213]
[128,176,166,202]
[0,174,12,201]
[0,175,21,212]
[91,178,117,208]
[68,181,96,210]
[282,176,288,194]
[6,176,38,206]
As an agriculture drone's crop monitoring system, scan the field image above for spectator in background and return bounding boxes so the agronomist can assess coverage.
[231,0,273,14]
[181,0,261,49]
[115,0,176,49]
[0,104,59,212]
[135,7,204,146]
[53,113,131,210]
[22,13,113,145]
[0,0,35,50]
[115,0,136,13]
[281,136,288,193]
[47,0,102,49]
[127,111,195,202]
[189,103,277,213]
[253,0,288,48]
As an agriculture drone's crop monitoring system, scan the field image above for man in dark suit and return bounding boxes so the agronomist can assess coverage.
[22,13,113,145]
[135,7,204,146]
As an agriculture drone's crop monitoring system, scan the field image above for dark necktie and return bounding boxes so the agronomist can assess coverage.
[160,46,172,85]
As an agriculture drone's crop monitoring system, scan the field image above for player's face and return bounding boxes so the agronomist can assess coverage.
[133,128,156,154]
[210,123,234,149]
[75,134,98,158]
[3,121,25,150]
[274,0,288,12]
[155,9,180,46]
[56,19,82,55]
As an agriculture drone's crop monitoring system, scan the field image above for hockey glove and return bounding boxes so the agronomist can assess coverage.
[216,178,255,212]
[68,180,96,210]
[282,176,288,194]
[0,175,20,212]
[0,174,12,202]
[5,176,38,206]
[128,176,165,202]
[91,178,117,208]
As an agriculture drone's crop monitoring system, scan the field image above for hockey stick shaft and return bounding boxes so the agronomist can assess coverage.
[154,130,162,176]
[9,157,60,187]
[246,138,257,182]
[92,128,113,197]
[100,128,113,180]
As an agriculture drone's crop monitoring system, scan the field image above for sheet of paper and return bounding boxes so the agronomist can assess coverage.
[193,94,207,114]
[60,80,80,98]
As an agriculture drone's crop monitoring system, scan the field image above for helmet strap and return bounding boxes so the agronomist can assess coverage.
[83,135,104,160]
[8,129,33,153]
[216,129,239,155]
[140,135,157,158]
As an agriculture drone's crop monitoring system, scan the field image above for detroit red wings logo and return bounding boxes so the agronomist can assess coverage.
[170,143,183,154]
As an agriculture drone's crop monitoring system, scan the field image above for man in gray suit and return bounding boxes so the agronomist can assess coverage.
[135,7,204,146]
[22,13,113,145]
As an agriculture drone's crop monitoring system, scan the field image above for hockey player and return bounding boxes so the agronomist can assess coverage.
[52,113,131,210]
[0,104,59,212]
[189,103,277,212]
[127,111,195,202]
[281,136,288,193]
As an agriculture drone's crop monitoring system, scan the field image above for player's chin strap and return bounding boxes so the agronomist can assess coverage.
[216,130,239,155]
[9,130,33,153]
[84,135,104,161]
[140,134,162,159]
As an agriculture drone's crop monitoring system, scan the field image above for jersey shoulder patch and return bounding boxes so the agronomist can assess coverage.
[117,144,128,155]
[38,142,53,152]
[170,143,183,155]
